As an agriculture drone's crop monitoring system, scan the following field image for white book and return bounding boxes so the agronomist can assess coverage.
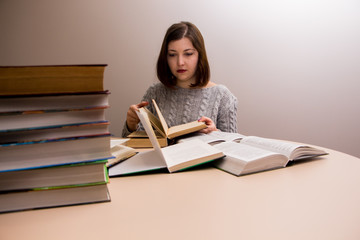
[213,136,328,176]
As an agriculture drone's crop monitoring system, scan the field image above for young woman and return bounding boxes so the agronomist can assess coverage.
[122,21,237,137]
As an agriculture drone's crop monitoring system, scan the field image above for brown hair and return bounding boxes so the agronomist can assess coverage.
[156,21,210,88]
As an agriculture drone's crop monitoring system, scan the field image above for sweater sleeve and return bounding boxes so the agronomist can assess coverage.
[121,84,158,137]
[216,87,238,133]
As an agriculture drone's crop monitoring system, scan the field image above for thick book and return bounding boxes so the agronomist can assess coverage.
[0,106,107,131]
[144,99,207,139]
[210,135,328,176]
[108,107,224,176]
[0,135,112,172]
[0,65,106,95]
[0,91,110,113]
[125,130,168,148]
[0,160,108,192]
[0,184,110,214]
[0,121,109,144]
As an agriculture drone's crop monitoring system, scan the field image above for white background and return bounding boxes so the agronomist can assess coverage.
[1,0,359,157]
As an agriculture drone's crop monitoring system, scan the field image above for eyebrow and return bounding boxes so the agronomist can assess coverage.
[168,48,196,52]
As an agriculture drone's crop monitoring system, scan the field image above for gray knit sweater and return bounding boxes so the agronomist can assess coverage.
[122,83,238,137]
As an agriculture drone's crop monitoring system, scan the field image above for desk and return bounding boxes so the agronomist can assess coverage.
[1,146,360,240]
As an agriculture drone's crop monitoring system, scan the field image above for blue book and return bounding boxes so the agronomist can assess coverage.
[0,134,113,172]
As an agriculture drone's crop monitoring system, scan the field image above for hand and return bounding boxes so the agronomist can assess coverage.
[126,101,149,132]
[198,116,218,134]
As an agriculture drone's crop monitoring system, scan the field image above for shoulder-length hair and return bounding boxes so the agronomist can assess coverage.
[156,21,210,88]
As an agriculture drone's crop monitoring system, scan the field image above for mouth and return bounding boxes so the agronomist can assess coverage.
[177,69,187,73]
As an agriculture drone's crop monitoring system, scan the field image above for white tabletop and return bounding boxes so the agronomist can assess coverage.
[1,145,360,240]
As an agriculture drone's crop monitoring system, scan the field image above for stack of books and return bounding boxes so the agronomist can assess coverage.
[0,65,113,213]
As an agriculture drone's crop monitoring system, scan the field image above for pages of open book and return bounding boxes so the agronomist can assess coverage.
[151,99,169,135]
[137,107,167,161]
[107,108,167,177]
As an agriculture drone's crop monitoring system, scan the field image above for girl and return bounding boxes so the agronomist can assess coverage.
[122,21,237,137]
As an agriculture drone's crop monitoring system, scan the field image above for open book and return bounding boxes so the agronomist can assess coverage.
[125,130,168,148]
[144,99,207,139]
[106,138,137,167]
[108,107,224,177]
[179,132,328,176]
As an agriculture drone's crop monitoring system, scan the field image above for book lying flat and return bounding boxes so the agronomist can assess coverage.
[125,130,168,148]
[0,65,106,95]
[0,91,109,113]
[0,135,112,172]
[0,121,110,144]
[0,184,110,214]
[211,135,328,176]
[144,99,206,139]
[0,160,108,192]
[108,107,224,176]
[0,107,107,131]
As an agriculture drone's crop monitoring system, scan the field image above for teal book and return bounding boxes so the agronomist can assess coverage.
[0,134,113,172]
[0,160,109,192]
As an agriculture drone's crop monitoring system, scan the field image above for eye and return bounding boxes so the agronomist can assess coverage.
[168,53,176,57]
[185,52,194,56]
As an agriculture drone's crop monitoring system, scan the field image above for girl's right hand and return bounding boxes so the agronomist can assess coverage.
[126,101,149,132]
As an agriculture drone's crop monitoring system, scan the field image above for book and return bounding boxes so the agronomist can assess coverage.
[178,131,246,145]
[107,139,137,167]
[0,121,109,144]
[144,99,207,139]
[0,106,107,131]
[211,135,328,176]
[0,184,110,213]
[0,135,112,172]
[0,160,108,192]
[0,65,106,95]
[0,64,112,214]
[125,130,168,148]
[0,91,109,113]
[108,107,224,176]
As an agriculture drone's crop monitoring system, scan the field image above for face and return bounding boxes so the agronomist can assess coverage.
[167,37,199,88]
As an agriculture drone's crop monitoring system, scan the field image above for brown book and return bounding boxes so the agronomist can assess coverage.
[125,130,168,148]
[0,65,106,95]
[144,99,206,139]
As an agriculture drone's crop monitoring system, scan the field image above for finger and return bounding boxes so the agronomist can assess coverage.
[136,101,149,108]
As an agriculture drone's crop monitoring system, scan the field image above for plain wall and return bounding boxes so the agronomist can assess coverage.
[1,0,359,157]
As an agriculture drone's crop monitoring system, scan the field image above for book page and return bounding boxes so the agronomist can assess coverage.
[151,99,169,136]
[143,107,166,138]
[108,150,166,176]
[161,139,224,170]
[137,108,168,162]
[107,143,136,167]
[214,141,283,162]
[167,121,206,139]
[240,136,301,158]
[179,131,245,144]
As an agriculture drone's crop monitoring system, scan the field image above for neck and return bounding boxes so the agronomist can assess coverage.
[176,80,216,89]
[176,78,196,88]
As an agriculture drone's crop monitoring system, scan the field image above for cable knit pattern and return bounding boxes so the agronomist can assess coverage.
[121,83,238,137]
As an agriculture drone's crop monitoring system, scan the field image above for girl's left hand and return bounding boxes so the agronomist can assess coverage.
[198,116,218,134]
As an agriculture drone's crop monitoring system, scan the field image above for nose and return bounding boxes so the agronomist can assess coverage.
[177,55,185,66]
